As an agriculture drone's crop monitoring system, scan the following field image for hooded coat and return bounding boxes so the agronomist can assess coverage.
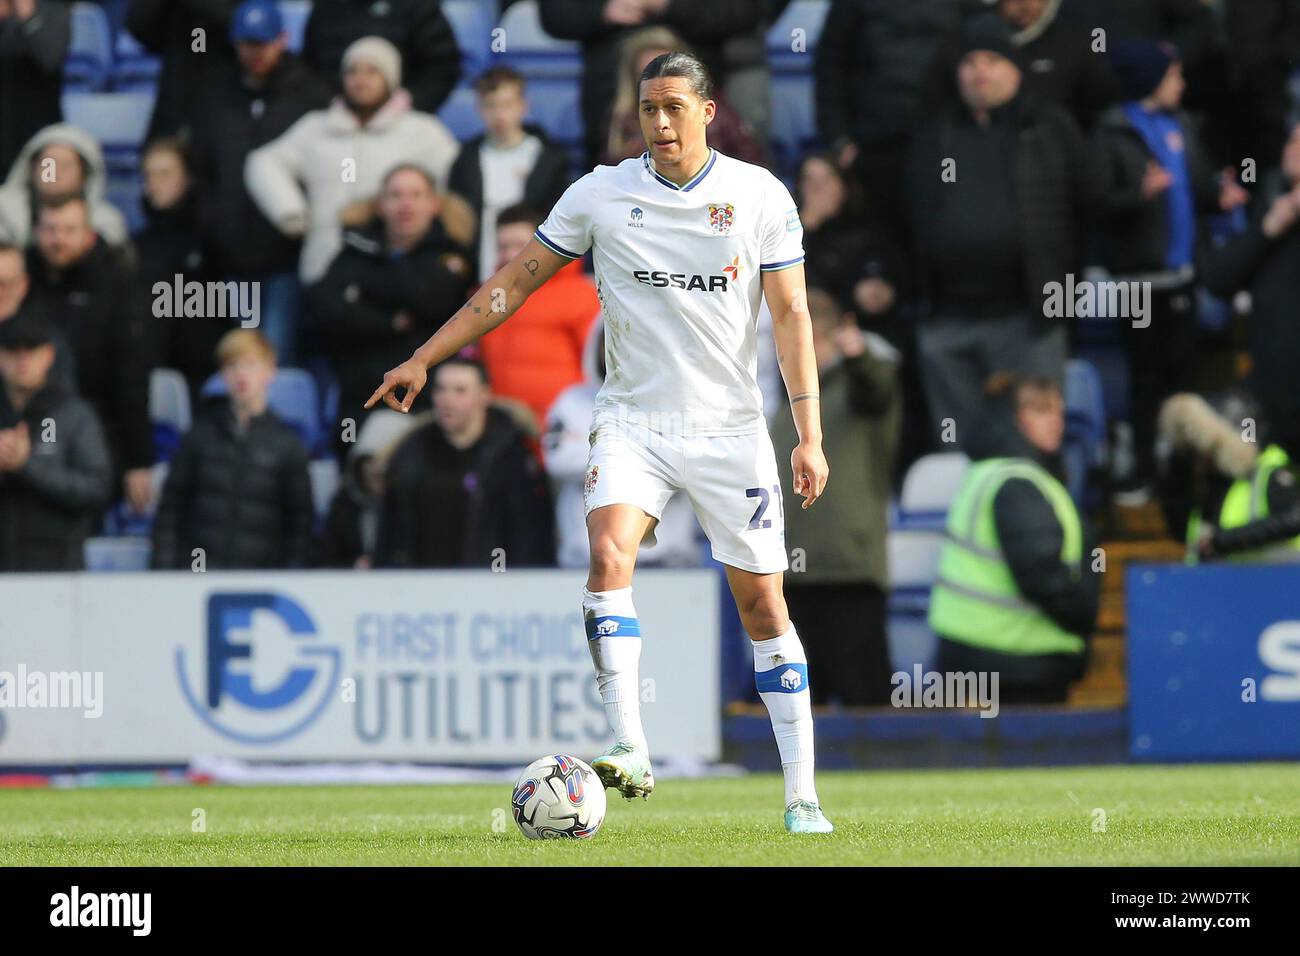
[0,123,128,248]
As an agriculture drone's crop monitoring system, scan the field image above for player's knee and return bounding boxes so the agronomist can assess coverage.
[738,592,789,640]
[588,534,634,585]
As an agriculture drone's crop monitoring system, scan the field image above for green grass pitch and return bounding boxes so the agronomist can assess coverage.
[2,763,1297,866]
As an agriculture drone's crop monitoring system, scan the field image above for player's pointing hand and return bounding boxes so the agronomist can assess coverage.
[791,442,829,509]
[365,357,428,413]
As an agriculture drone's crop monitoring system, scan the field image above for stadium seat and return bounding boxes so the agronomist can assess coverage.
[61,91,156,174]
[438,86,486,141]
[149,368,192,463]
[200,367,322,451]
[497,0,580,79]
[766,0,830,73]
[769,73,819,175]
[896,452,970,530]
[65,3,113,92]
[1063,358,1107,505]
[105,175,145,233]
[279,0,312,53]
[102,462,169,537]
[113,28,161,90]
[886,530,944,674]
[308,458,340,519]
[84,536,152,571]
[520,77,582,149]
[443,0,497,77]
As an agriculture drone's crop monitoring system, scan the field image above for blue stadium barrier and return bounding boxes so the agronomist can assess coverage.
[66,3,113,92]
[84,536,152,571]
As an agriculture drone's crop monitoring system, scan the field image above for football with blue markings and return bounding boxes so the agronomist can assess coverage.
[511,755,607,840]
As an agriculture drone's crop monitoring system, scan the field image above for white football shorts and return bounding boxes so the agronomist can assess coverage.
[582,417,789,574]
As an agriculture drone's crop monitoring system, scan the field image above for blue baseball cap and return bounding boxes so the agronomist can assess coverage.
[230,0,284,44]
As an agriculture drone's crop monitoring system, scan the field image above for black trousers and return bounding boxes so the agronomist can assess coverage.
[784,581,892,707]
[937,637,1088,705]
[1124,282,1198,483]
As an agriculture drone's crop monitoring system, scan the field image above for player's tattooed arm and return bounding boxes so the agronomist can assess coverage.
[523,258,539,276]
[790,392,820,405]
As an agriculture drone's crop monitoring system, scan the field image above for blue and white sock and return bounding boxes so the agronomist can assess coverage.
[583,585,649,754]
[753,624,818,808]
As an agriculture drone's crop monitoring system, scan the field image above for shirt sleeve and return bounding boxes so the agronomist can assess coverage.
[534,173,596,259]
[759,173,805,272]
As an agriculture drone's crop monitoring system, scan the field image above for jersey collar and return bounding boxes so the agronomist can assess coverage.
[642,147,717,192]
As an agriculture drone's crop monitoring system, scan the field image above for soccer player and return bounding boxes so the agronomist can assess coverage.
[367,52,832,833]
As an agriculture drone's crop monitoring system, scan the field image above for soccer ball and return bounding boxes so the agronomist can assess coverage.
[510,755,607,840]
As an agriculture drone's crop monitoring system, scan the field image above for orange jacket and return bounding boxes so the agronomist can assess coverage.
[479,260,600,428]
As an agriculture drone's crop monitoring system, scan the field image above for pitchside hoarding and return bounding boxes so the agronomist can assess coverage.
[1127,564,1300,759]
[0,570,720,765]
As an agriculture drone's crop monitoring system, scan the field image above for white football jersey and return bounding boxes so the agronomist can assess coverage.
[534,148,804,437]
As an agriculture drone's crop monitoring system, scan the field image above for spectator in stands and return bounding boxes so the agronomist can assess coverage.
[448,66,573,281]
[0,310,112,572]
[376,356,555,568]
[477,203,600,434]
[302,0,461,116]
[0,239,75,385]
[1201,123,1300,480]
[815,0,965,232]
[26,194,154,512]
[602,27,765,168]
[543,320,699,569]
[797,152,903,328]
[306,162,474,457]
[190,0,333,367]
[771,288,899,706]
[126,0,241,140]
[134,136,223,402]
[0,122,128,247]
[245,36,461,284]
[1220,0,1300,177]
[0,0,69,173]
[315,408,418,569]
[538,0,779,169]
[151,328,313,570]
[1093,40,1248,499]
[929,371,1100,705]
[997,0,1120,129]
[905,15,1093,450]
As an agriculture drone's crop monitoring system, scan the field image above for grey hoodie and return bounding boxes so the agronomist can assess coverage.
[0,123,128,247]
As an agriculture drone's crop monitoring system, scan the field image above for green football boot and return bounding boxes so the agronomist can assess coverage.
[590,742,655,800]
[784,800,834,834]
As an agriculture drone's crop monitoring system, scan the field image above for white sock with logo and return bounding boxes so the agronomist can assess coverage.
[583,585,648,754]
[753,623,818,808]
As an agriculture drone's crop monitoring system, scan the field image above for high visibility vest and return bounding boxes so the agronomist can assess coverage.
[928,457,1087,656]
[1185,444,1300,564]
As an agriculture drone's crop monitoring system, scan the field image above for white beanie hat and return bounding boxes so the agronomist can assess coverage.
[342,36,402,93]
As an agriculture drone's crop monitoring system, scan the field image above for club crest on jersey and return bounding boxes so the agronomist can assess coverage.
[627,206,644,228]
[707,202,735,235]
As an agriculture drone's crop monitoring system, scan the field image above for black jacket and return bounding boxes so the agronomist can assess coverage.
[133,192,224,400]
[447,125,573,271]
[302,0,460,115]
[1201,179,1300,456]
[191,55,333,278]
[26,239,154,473]
[814,0,967,152]
[0,380,113,571]
[306,221,473,426]
[538,0,785,167]
[1092,105,1220,276]
[0,0,69,172]
[376,407,556,568]
[1011,0,1120,129]
[151,397,314,569]
[963,412,1100,642]
[127,0,241,139]
[905,93,1096,320]
[802,209,907,320]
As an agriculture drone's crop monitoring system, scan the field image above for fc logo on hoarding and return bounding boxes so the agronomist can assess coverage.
[176,593,340,744]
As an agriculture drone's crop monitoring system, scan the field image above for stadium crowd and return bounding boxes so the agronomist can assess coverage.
[2,0,1300,705]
